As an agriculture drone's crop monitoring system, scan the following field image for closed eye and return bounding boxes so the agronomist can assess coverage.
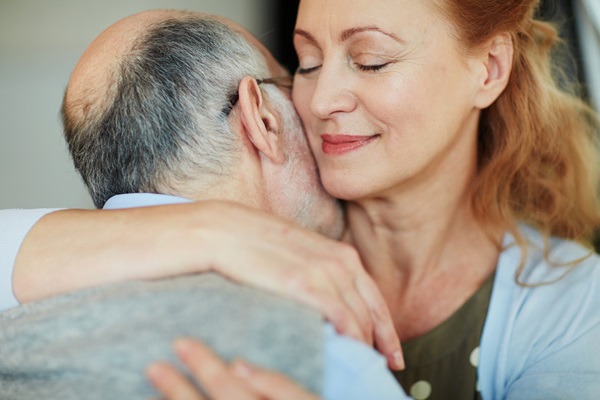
[296,65,321,75]
[357,62,391,72]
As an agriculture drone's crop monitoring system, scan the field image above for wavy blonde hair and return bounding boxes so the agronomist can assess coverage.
[438,0,600,272]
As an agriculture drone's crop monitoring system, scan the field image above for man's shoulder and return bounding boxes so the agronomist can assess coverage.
[3,272,323,327]
[0,273,326,398]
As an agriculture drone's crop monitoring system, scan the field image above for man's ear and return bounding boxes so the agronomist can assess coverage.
[473,32,514,109]
[237,76,286,164]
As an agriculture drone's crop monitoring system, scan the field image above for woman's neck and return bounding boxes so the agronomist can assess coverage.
[346,175,503,340]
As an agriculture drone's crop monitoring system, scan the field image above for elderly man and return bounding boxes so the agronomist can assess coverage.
[62,10,341,237]
[0,10,406,400]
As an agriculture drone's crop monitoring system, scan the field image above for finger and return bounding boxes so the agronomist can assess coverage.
[354,275,404,370]
[288,259,371,345]
[340,285,373,343]
[202,215,370,344]
[231,359,320,400]
[290,279,367,343]
[174,339,259,400]
[147,362,206,400]
[220,256,367,344]
[319,258,373,344]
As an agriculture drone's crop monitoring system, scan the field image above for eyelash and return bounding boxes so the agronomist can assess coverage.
[296,62,391,75]
[296,66,320,75]
[357,62,390,72]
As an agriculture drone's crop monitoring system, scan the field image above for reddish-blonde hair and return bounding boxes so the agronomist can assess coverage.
[438,0,600,259]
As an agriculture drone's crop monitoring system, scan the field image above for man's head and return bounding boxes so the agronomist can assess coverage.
[62,10,343,238]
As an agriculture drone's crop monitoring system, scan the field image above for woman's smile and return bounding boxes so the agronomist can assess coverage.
[320,134,380,156]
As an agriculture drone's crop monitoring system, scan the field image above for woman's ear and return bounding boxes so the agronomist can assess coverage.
[237,76,286,164]
[473,32,514,109]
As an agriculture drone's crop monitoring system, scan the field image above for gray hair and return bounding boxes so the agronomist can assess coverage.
[62,15,270,208]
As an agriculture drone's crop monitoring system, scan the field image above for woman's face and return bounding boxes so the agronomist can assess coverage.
[293,0,484,201]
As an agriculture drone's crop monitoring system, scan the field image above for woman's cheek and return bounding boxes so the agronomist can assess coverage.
[293,83,313,118]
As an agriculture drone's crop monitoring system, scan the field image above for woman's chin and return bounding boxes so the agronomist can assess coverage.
[322,178,375,202]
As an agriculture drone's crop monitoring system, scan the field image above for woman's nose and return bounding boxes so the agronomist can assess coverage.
[309,63,357,120]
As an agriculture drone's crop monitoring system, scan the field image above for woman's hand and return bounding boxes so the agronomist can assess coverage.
[147,338,320,400]
[15,201,402,369]
[198,202,403,369]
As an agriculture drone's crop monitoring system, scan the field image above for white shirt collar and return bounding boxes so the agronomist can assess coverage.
[103,193,193,209]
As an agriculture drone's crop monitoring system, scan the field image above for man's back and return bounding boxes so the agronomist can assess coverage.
[0,274,324,399]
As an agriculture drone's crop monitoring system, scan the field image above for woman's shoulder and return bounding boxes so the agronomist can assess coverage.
[495,223,600,355]
[485,225,600,397]
[502,223,600,288]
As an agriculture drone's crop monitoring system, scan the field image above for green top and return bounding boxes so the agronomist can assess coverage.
[393,272,495,400]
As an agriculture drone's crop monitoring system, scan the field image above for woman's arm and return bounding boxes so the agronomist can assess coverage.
[10,202,403,369]
[0,208,59,309]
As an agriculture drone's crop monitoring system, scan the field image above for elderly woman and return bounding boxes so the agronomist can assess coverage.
[3,0,599,399]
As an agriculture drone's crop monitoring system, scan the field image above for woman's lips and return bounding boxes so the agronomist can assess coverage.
[320,134,378,156]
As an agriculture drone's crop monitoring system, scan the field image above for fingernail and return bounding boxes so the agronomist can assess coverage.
[232,360,253,378]
[392,350,405,370]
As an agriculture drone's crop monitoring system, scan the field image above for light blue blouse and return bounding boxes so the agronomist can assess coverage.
[479,225,600,399]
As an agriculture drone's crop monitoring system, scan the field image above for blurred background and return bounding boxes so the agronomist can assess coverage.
[0,0,598,209]
[0,0,282,209]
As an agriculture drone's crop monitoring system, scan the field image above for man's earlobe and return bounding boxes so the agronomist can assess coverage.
[474,32,514,109]
[238,76,285,164]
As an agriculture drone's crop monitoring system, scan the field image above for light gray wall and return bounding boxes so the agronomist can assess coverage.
[0,0,273,209]
[575,0,600,112]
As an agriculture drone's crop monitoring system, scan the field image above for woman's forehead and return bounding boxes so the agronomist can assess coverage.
[296,0,440,36]
[295,0,447,48]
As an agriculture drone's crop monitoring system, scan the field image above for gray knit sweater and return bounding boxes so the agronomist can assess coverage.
[0,273,324,399]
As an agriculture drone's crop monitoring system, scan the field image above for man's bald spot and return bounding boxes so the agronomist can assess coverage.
[64,9,287,131]
[66,10,170,124]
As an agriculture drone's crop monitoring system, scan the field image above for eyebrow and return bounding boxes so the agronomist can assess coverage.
[340,26,404,43]
[294,29,318,45]
[294,26,404,45]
